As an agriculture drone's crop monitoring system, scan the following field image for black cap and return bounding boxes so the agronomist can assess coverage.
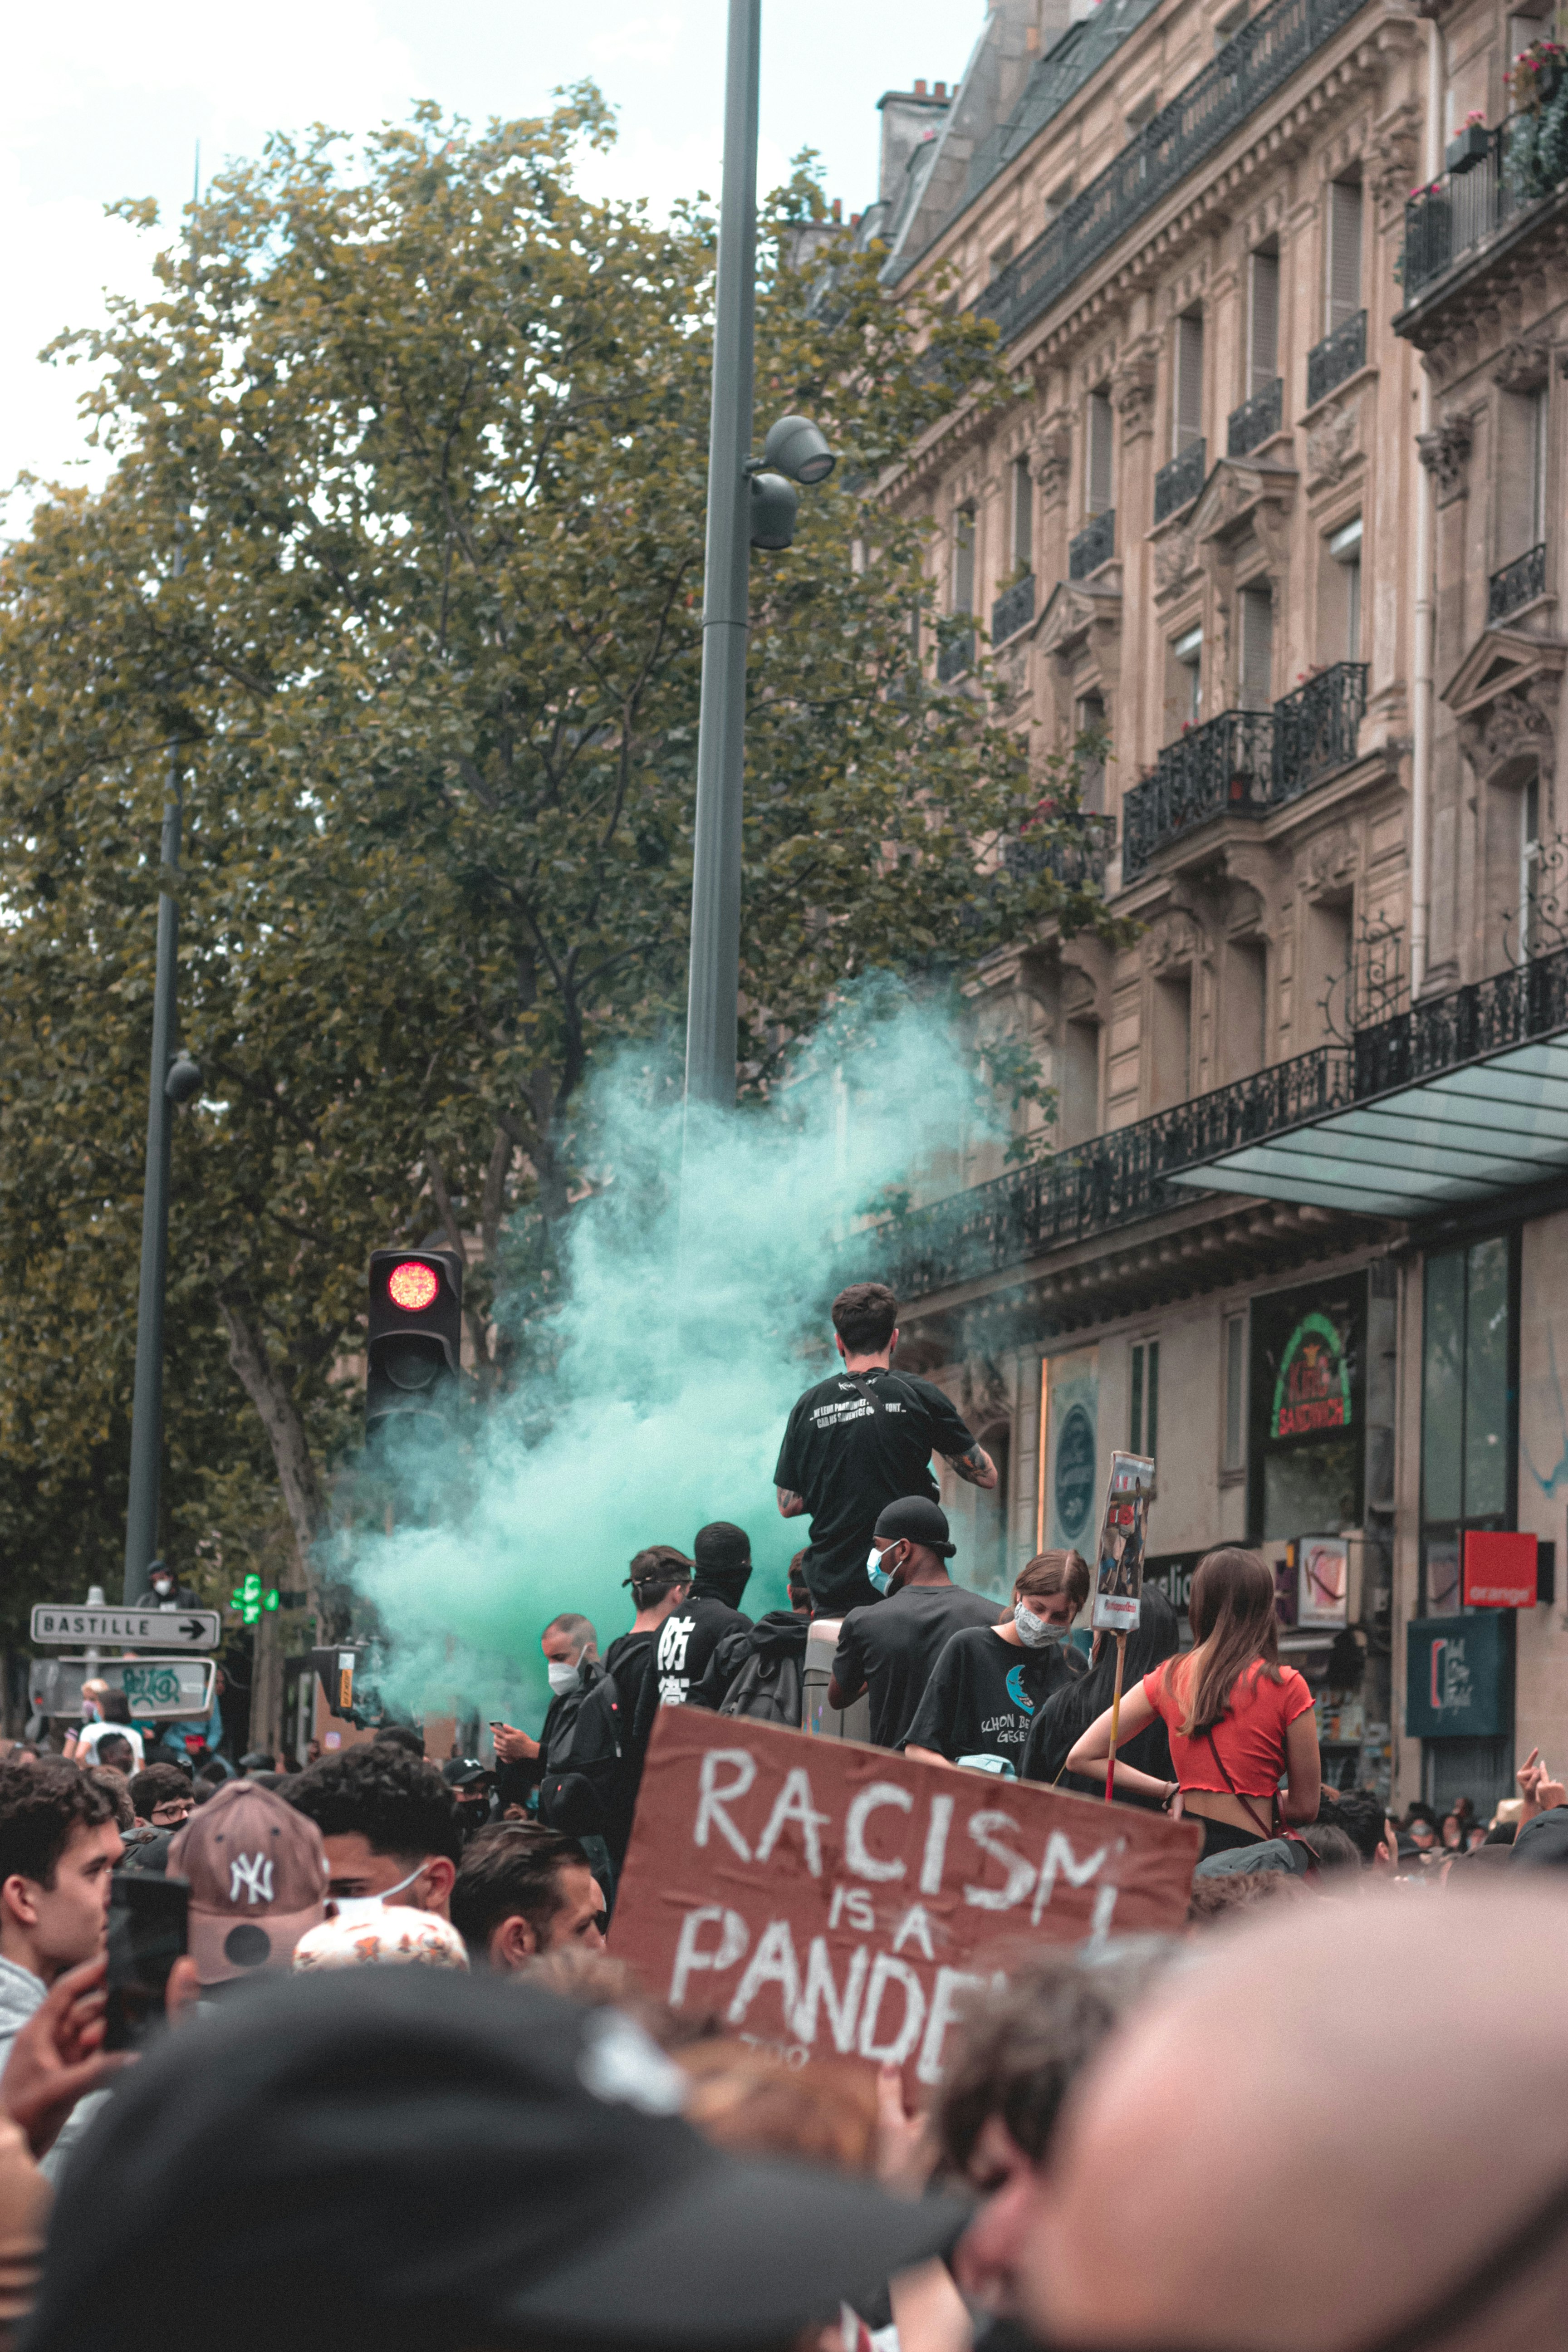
[873,1495,955,1558]
[24,1968,968,2352]
[693,1521,751,1573]
[442,1758,493,1790]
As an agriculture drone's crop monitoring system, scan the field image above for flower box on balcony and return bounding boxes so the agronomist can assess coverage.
[1446,122,1490,171]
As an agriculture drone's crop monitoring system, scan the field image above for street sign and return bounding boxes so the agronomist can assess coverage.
[29,1606,220,1651]
[29,1657,216,1723]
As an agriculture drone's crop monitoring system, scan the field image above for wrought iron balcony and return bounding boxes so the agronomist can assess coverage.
[1069,511,1116,580]
[1122,710,1275,881]
[1488,542,1547,623]
[936,627,975,684]
[1272,662,1367,808]
[1121,664,1367,880]
[1228,378,1283,457]
[1306,310,1366,407]
[975,0,1372,350]
[991,573,1036,644]
[1396,118,1568,310]
[1000,813,1115,892]
[883,938,1568,1302]
[1154,441,1205,524]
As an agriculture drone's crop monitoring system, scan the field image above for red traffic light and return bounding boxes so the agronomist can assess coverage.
[387,1260,440,1313]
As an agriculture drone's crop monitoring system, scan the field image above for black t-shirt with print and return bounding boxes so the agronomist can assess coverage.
[903,1627,1086,1767]
[830,1581,1000,1750]
[773,1368,980,1612]
[651,1593,752,1707]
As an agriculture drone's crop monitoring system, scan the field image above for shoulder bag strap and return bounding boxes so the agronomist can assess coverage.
[1201,1726,1281,1841]
[843,1372,890,1417]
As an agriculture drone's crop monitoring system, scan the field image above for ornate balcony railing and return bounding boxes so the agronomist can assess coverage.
[883,940,1568,1300]
[1154,440,1206,523]
[1488,542,1547,623]
[975,0,1372,349]
[1306,309,1366,407]
[1272,662,1367,807]
[991,573,1036,644]
[1069,511,1116,580]
[1122,710,1275,880]
[1121,664,1367,879]
[1396,117,1568,309]
[1000,814,1115,891]
[1227,377,1282,456]
[936,628,975,683]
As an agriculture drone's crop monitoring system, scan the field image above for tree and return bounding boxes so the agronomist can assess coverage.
[0,96,1112,1687]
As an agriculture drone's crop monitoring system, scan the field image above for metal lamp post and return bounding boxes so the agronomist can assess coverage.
[122,557,202,1606]
[683,0,835,1114]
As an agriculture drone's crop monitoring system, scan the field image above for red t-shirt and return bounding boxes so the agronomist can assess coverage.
[1143,1658,1314,1799]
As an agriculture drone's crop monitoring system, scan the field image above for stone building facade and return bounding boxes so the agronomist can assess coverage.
[844,0,1568,1810]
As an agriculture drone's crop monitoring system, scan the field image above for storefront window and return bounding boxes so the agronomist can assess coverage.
[1248,1275,1366,1542]
[1420,1235,1516,1613]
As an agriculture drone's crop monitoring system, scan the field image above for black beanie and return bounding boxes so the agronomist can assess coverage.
[693,1523,751,1591]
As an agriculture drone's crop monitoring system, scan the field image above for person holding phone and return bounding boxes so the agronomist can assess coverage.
[0,1761,122,2178]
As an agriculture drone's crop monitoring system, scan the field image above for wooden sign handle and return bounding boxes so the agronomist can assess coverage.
[1103,1630,1128,1804]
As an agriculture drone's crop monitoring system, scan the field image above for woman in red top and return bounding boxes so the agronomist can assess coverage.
[1065,1547,1320,1861]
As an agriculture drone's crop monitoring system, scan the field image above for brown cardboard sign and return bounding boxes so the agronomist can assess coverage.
[609,1710,1200,2085]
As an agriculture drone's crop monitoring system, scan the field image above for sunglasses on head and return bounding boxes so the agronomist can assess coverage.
[1025,2161,1568,2352]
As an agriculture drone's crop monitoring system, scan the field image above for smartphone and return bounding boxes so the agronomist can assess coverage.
[105,1873,189,2050]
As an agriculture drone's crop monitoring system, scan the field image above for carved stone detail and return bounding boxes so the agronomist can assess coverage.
[1141,909,1205,975]
[1303,822,1359,894]
[1112,340,1160,443]
[1032,417,1074,508]
[1367,101,1421,222]
[1306,400,1357,490]
[1494,337,1551,392]
[1416,412,1474,505]
[1154,529,1197,596]
[1458,686,1557,806]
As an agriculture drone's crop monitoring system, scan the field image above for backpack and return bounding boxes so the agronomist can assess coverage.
[718,1645,804,1729]
[537,1666,624,1837]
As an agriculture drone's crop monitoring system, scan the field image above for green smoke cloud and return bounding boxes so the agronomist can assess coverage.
[344,983,1002,1733]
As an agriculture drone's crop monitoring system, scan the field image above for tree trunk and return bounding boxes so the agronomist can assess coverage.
[220,1301,330,1757]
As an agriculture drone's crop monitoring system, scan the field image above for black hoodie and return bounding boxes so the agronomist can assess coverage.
[691,1609,808,1710]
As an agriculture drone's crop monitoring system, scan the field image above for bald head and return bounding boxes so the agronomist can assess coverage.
[1002,1888,1568,2351]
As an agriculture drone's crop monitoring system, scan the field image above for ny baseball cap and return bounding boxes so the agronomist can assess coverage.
[441,1757,493,1790]
[873,1495,955,1558]
[166,1779,328,1984]
[24,1967,969,2352]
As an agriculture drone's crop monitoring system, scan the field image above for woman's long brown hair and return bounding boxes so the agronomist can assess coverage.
[1161,1547,1283,1738]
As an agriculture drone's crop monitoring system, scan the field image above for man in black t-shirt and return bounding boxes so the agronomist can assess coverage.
[774,1281,997,1613]
[652,1521,755,1706]
[827,1498,999,1749]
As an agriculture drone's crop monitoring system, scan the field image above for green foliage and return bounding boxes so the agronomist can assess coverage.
[0,99,1115,1613]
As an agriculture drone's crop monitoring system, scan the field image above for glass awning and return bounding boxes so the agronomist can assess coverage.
[1166,1034,1568,1217]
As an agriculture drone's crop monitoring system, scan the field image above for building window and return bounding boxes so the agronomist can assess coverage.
[952,506,975,614]
[1239,584,1274,709]
[990,235,1015,278]
[1012,456,1034,573]
[1223,1313,1247,1472]
[1421,1235,1516,1613]
[1530,384,1548,545]
[1131,1339,1161,1458]
[1328,516,1362,660]
[1076,690,1107,811]
[1174,311,1204,455]
[1224,938,1268,1082]
[1150,971,1192,1108]
[1519,771,1542,962]
[1248,246,1279,395]
[1058,1017,1101,1147]
[1326,178,1363,333]
[1087,389,1114,517]
[1171,624,1203,730]
[1046,174,1075,223]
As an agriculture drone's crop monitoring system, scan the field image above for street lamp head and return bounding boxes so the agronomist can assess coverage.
[762,414,836,486]
[749,472,799,551]
[165,1051,203,1105]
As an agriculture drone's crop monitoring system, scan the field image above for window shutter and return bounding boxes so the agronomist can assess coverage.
[1532,387,1548,543]
[1240,587,1273,708]
[952,508,975,614]
[1250,251,1279,392]
[1175,314,1204,452]
[1013,456,1034,570]
[1327,181,1362,329]
[1088,392,1114,515]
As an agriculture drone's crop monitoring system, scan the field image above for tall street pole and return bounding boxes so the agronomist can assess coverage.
[683,0,761,1114]
[122,537,185,1606]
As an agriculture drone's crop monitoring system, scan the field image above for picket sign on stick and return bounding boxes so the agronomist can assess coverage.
[1091,1450,1156,1803]
[609,1709,1198,2091]
[1103,1632,1128,1805]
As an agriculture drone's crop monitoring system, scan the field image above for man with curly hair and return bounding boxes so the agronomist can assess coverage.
[283,1742,463,1921]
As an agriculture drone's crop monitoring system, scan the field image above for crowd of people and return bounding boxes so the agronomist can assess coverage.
[0,1278,1564,2349]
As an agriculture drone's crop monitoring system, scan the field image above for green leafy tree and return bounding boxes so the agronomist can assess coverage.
[0,96,1112,1683]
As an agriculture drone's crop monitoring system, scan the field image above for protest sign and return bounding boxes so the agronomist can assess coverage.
[609,1710,1199,2084]
[1091,1452,1154,1634]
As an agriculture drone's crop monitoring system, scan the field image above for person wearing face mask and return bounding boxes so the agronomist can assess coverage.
[282,1743,463,1921]
[904,1552,1090,1774]
[490,1616,603,1806]
[1020,1580,1181,1798]
[651,1522,755,1708]
[826,1498,999,1750]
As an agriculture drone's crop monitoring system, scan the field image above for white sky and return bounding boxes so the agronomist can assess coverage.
[1,0,978,528]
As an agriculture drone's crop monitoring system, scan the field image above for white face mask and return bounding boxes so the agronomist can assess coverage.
[328,1862,424,1927]
[547,1659,582,1696]
[867,1543,898,1597]
[1014,1602,1069,1649]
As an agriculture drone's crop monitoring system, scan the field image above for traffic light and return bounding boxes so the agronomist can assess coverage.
[231,1572,279,1627]
[366,1247,463,1434]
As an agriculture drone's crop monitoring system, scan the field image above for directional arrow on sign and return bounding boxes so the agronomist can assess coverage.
[29,1605,221,1651]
